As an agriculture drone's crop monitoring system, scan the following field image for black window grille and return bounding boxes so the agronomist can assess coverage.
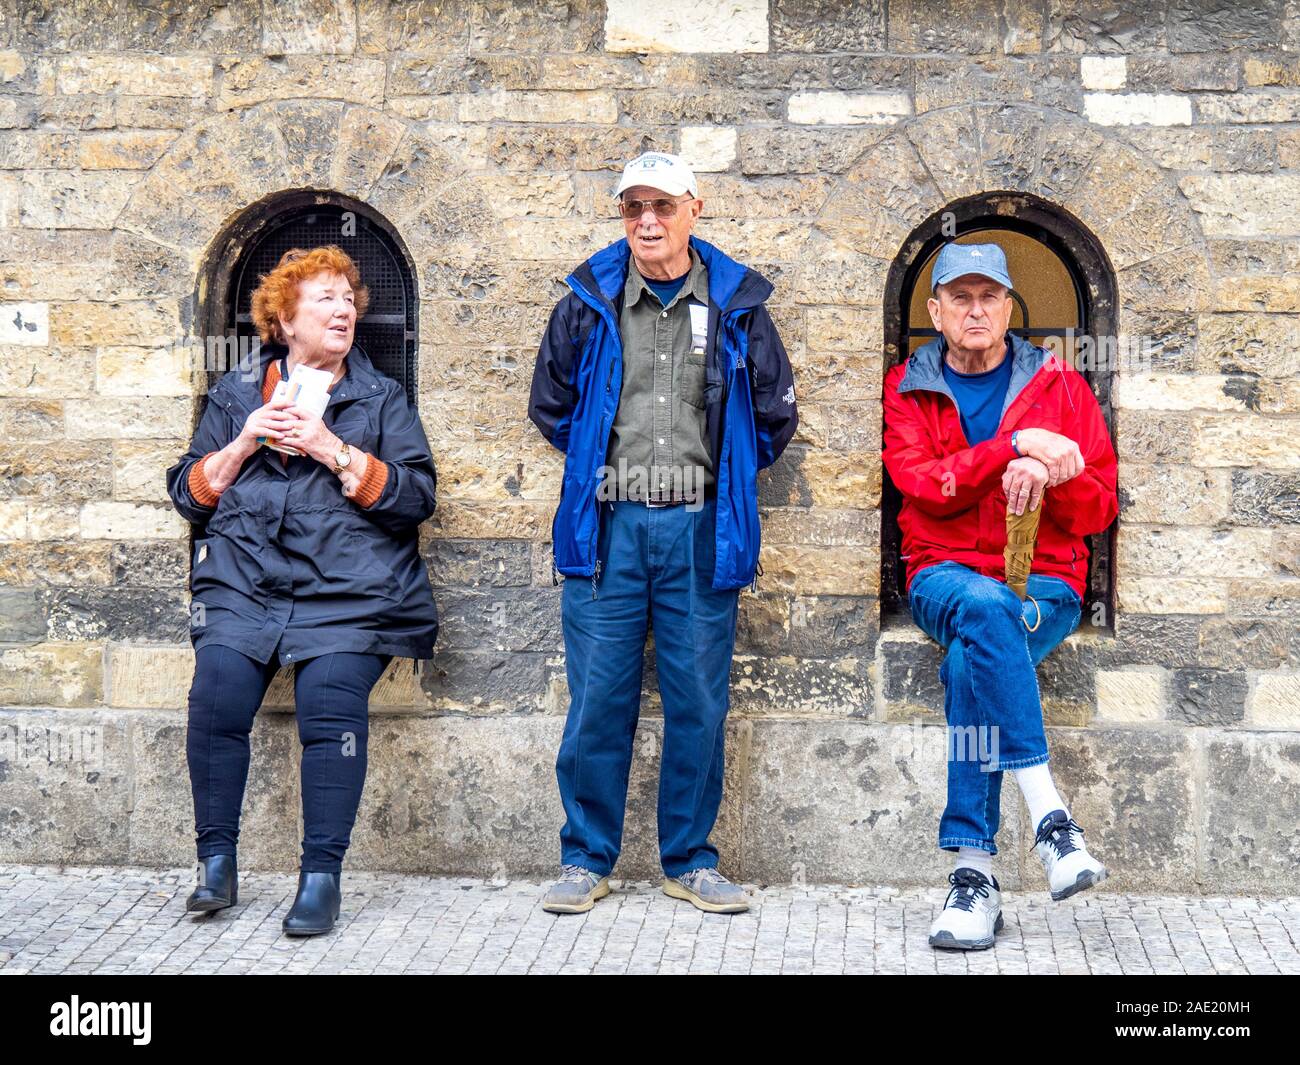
[224,201,418,405]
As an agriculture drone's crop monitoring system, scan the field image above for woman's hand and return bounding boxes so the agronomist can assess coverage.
[238,396,298,452]
[282,406,369,496]
[279,405,339,465]
[201,397,297,495]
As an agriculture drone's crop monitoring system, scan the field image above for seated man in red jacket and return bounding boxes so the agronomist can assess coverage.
[882,242,1118,952]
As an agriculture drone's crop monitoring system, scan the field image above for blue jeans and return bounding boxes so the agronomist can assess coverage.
[908,561,1082,855]
[557,498,740,878]
[186,644,392,873]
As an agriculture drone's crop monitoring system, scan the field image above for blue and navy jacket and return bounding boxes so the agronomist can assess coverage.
[528,236,798,591]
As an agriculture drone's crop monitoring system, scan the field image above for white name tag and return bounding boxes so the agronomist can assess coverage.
[688,302,708,354]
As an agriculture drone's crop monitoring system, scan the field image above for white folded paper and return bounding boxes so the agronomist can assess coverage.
[261,363,335,455]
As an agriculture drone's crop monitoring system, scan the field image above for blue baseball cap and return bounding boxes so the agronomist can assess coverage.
[931,242,1014,293]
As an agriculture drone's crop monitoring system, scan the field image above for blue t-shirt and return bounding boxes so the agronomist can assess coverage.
[646,272,688,307]
[942,352,1014,445]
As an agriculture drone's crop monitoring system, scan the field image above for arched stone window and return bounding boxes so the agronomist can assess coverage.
[882,192,1118,628]
[200,191,419,405]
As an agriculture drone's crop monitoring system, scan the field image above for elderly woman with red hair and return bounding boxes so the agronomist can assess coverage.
[166,246,438,936]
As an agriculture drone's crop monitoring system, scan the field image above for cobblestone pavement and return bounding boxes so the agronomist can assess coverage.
[1,865,1296,975]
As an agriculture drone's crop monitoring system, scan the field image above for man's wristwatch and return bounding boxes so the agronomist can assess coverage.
[331,443,353,475]
[1011,430,1022,457]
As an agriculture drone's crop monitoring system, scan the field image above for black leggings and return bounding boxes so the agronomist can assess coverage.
[186,644,391,873]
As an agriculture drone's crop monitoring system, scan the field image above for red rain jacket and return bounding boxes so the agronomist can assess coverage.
[883,334,1118,602]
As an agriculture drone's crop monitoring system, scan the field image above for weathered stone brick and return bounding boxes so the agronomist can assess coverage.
[1246,674,1300,728]
[1080,55,1125,89]
[0,538,113,587]
[0,442,105,501]
[1118,525,1274,578]
[217,55,383,109]
[1192,414,1299,469]
[425,539,533,588]
[261,0,357,54]
[771,0,886,52]
[64,397,190,441]
[788,91,912,126]
[889,0,1003,55]
[471,0,603,54]
[79,501,184,541]
[1195,313,1300,377]
[0,642,103,707]
[1172,668,1247,725]
[758,543,879,596]
[0,301,48,345]
[1168,1,1286,53]
[0,131,78,168]
[459,90,618,124]
[489,125,662,171]
[0,586,48,642]
[625,89,784,125]
[1194,91,1300,124]
[1231,471,1300,526]
[1117,464,1230,525]
[1126,53,1239,91]
[17,0,260,53]
[0,399,63,441]
[110,540,188,587]
[57,55,212,96]
[1118,576,1226,615]
[42,587,191,643]
[78,131,178,171]
[678,126,737,173]
[1198,618,1293,670]
[106,643,194,708]
[605,0,767,54]
[16,170,138,229]
[1081,90,1190,124]
[422,648,550,712]
[1045,1,1168,54]
[1096,668,1166,722]
[1182,174,1300,237]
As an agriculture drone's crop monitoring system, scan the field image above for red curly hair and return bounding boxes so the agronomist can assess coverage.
[250,245,370,345]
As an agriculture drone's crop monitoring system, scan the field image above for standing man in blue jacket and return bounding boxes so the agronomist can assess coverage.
[528,152,798,914]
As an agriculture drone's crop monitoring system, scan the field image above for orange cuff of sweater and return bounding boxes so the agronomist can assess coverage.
[188,452,221,508]
[352,452,388,509]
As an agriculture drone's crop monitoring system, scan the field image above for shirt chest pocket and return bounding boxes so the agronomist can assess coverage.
[681,353,708,410]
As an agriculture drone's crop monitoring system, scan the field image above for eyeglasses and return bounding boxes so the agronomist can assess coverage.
[618,196,693,221]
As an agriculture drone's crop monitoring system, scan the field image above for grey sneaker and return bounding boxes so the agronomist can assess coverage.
[663,867,750,914]
[541,864,610,914]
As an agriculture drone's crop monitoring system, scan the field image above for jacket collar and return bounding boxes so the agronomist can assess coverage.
[212,341,384,416]
[898,331,1050,422]
[569,235,771,315]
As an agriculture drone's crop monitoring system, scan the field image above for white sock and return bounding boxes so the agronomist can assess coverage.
[953,847,993,881]
[1014,762,1068,830]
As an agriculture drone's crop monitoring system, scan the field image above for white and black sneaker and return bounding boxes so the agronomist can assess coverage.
[928,867,1003,951]
[1034,809,1107,901]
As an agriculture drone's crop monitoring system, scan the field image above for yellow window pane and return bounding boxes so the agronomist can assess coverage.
[906,229,1081,360]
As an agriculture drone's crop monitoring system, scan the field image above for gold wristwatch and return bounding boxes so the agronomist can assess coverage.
[331,443,353,475]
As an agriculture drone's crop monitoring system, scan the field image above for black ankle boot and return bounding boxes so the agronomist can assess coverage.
[282,871,341,936]
[186,854,237,913]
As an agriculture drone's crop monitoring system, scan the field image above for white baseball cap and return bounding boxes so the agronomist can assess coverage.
[614,151,698,199]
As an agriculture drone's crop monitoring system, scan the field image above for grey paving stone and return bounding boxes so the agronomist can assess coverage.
[0,864,1294,975]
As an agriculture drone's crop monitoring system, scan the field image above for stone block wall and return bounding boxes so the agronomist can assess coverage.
[0,0,1296,892]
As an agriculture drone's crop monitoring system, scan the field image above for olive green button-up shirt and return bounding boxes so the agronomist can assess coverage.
[605,248,715,503]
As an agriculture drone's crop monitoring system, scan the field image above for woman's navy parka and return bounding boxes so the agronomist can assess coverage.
[165,342,438,668]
